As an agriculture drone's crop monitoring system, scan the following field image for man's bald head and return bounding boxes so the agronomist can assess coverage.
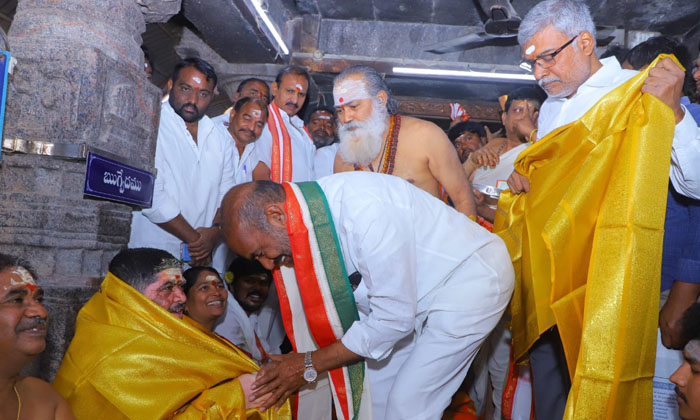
[221,182,293,270]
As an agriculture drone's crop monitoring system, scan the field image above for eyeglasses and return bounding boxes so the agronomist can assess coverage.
[520,34,579,72]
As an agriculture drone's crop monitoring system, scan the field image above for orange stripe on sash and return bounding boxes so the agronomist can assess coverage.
[269,102,293,182]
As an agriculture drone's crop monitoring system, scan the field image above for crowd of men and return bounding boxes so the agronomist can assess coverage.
[4,0,700,419]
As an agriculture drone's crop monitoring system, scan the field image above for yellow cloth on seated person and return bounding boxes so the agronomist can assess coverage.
[53,272,291,420]
[494,55,677,419]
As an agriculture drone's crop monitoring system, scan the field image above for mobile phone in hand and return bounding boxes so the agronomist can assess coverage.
[180,242,192,263]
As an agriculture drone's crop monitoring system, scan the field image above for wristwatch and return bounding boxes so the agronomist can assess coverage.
[303,351,318,383]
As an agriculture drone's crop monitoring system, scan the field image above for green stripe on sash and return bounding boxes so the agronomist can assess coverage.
[296,181,364,420]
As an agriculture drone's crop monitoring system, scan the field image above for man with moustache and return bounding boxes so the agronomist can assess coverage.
[212,78,271,127]
[255,66,316,183]
[225,97,269,185]
[220,174,514,419]
[496,1,700,419]
[0,253,75,420]
[215,258,282,364]
[54,248,289,419]
[306,106,339,178]
[333,65,476,217]
[129,57,235,274]
[447,121,486,164]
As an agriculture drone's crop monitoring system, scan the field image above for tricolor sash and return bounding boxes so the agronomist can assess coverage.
[274,181,371,420]
[268,102,294,182]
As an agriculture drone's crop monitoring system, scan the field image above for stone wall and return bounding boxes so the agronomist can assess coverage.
[1,0,178,380]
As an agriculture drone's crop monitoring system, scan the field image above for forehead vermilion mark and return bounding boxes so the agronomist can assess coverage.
[211,280,218,287]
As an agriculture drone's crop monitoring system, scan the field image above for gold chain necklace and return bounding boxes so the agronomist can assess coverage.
[13,383,21,420]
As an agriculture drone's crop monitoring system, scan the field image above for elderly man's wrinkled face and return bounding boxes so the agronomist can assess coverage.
[185,270,227,325]
[523,26,591,99]
[0,267,48,359]
[671,340,700,420]
[308,110,337,148]
[228,222,293,272]
[143,267,187,318]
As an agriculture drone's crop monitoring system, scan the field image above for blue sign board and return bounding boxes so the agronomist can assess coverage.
[0,51,10,161]
[84,152,154,208]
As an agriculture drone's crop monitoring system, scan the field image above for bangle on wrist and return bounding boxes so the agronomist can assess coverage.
[528,128,538,144]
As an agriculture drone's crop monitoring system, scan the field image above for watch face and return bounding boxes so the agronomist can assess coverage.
[304,368,318,383]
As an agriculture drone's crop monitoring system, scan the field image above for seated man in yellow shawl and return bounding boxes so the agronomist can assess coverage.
[53,248,290,420]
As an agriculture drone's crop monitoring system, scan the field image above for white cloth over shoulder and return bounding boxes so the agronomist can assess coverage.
[537,56,700,199]
[214,293,282,361]
[129,101,235,273]
[257,110,316,181]
[314,143,339,179]
[473,143,528,188]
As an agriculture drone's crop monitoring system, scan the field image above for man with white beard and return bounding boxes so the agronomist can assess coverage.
[333,65,477,217]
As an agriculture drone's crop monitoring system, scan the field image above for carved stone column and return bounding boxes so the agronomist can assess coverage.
[1,0,178,380]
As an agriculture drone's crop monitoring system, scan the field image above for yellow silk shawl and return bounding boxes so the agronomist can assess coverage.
[494,55,677,419]
[53,272,291,420]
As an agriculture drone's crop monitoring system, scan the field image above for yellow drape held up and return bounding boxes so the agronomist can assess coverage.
[495,55,678,419]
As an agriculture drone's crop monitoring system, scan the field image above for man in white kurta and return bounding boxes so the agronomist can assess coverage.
[220,172,515,420]
[533,56,700,198]
[256,66,316,182]
[129,59,234,274]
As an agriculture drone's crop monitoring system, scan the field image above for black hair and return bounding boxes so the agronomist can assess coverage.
[682,302,700,346]
[304,105,336,125]
[504,86,547,113]
[108,248,180,293]
[182,266,221,296]
[0,253,38,280]
[170,57,218,88]
[626,36,697,101]
[275,65,310,86]
[599,44,629,64]
[227,257,272,285]
[448,121,486,142]
[141,45,153,68]
[232,96,269,116]
[237,77,270,101]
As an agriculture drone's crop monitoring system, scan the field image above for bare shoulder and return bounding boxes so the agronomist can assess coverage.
[399,116,450,146]
[17,377,76,419]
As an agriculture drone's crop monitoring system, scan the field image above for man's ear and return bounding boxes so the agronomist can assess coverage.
[271,81,279,97]
[167,78,173,93]
[376,90,388,106]
[578,31,596,56]
[501,111,507,126]
[264,203,287,228]
[228,108,236,125]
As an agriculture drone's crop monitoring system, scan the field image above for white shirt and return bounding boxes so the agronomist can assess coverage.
[129,101,235,272]
[538,57,700,199]
[214,293,281,361]
[213,109,261,185]
[314,143,339,179]
[257,109,316,181]
[317,172,509,361]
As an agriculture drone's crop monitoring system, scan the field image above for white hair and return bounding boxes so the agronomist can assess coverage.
[517,0,596,47]
[337,98,389,166]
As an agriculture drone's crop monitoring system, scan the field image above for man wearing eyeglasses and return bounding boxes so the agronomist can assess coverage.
[495,1,700,419]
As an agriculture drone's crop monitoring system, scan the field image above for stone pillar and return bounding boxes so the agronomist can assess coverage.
[1,0,178,380]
